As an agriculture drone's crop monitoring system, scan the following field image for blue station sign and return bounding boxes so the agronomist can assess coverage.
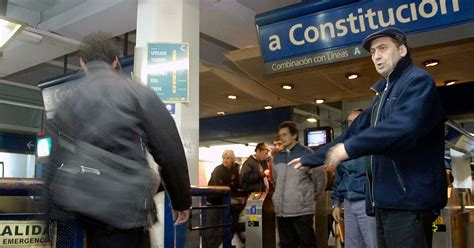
[41,77,83,119]
[147,43,189,102]
[257,0,474,74]
[0,132,36,154]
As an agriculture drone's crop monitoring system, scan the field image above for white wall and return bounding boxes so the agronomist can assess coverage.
[0,152,36,178]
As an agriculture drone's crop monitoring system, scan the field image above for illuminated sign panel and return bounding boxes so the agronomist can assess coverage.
[257,0,473,73]
[146,43,189,102]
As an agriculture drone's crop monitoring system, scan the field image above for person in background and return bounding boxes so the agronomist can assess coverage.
[264,135,282,192]
[272,135,283,157]
[49,32,191,248]
[290,27,447,248]
[240,143,271,194]
[272,121,326,248]
[444,158,454,187]
[205,150,242,248]
[332,108,377,248]
[208,150,241,195]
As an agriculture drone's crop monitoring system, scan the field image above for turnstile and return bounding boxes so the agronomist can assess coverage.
[433,188,473,248]
[244,192,275,248]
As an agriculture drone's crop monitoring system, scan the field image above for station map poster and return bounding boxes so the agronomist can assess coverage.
[147,43,189,102]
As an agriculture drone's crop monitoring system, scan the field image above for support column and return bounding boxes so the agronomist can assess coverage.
[134,0,199,185]
[134,1,199,247]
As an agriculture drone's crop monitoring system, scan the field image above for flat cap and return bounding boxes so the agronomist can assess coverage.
[361,27,407,51]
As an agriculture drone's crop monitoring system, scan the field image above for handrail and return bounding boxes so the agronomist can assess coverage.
[188,186,233,248]
[190,223,232,231]
[191,204,229,210]
[0,178,44,196]
[190,186,232,196]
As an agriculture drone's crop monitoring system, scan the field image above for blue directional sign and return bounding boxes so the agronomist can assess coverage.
[0,132,36,154]
[256,0,474,74]
[165,103,176,115]
[41,77,83,119]
[147,43,189,102]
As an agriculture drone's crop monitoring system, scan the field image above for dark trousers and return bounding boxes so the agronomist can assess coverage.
[81,220,146,248]
[277,214,316,248]
[375,208,436,248]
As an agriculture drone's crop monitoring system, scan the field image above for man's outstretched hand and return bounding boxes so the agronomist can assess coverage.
[288,158,308,171]
[325,143,349,170]
[288,143,349,171]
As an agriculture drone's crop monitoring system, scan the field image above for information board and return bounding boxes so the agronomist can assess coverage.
[147,43,189,102]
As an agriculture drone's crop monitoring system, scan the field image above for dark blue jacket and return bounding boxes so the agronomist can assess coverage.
[331,156,368,207]
[301,57,447,212]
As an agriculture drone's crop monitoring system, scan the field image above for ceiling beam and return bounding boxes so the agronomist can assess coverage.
[0,0,7,15]
[294,108,320,119]
[318,103,342,114]
[45,60,81,71]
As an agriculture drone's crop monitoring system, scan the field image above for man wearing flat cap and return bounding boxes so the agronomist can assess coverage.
[290,27,447,247]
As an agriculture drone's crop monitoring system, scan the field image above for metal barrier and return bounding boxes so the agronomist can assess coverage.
[0,178,84,248]
[433,188,473,248]
[185,186,233,248]
[315,191,336,248]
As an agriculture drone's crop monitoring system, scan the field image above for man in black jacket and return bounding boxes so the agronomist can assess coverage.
[50,32,191,247]
[290,27,447,248]
[240,143,271,194]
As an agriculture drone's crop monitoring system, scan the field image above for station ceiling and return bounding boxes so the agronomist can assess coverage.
[1,0,473,120]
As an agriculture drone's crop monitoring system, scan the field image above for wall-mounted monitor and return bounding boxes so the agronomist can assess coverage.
[304,126,333,151]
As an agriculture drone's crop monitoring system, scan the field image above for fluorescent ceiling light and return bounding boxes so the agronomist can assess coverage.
[346,73,359,80]
[18,30,43,44]
[306,117,318,123]
[444,80,457,86]
[423,60,439,67]
[0,16,26,51]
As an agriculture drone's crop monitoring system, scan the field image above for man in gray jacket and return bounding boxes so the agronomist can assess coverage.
[272,121,326,248]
